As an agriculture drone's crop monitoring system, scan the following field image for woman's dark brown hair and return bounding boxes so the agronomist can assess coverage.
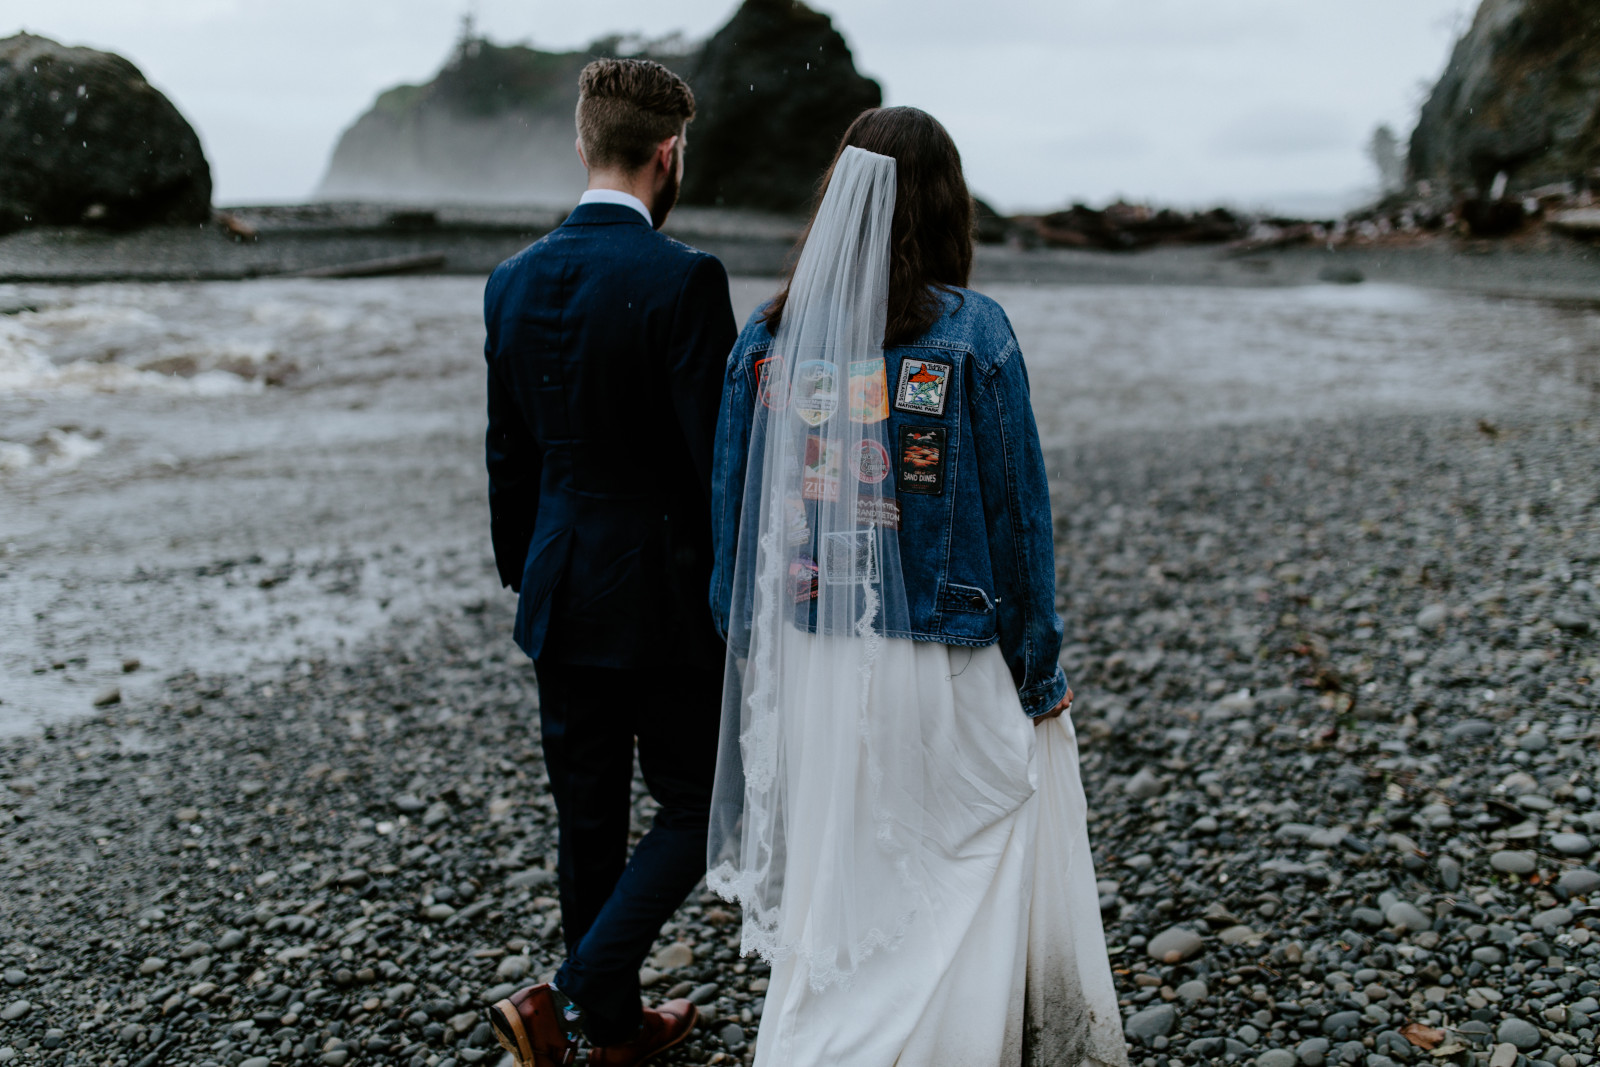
[762,107,974,347]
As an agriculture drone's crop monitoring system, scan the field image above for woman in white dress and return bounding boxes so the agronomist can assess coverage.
[706,107,1127,1067]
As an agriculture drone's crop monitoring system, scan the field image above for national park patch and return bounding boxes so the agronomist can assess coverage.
[794,359,838,426]
[789,556,819,602]
[855,438,890,484]
[897,426,946,496]
[848,358,889,423]
[824,530,878,585]
[755,354,786,410]
[893,359,951,416]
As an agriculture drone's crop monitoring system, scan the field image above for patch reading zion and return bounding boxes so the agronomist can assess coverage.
[848,358,889,423]
[793,359,839,426]
[893,359,951,416]
[824,530,878,585]
[897,426,946,496]
[802,434,841,502]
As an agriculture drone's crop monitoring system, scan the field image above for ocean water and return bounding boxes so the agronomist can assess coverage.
[1,275,1597,733]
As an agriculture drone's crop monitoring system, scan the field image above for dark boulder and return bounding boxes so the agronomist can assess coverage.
[679,0,882,212]
[0,33,211,231]
[1410,0,1600,196]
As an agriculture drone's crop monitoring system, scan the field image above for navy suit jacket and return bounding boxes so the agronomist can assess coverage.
[484,203,736,670]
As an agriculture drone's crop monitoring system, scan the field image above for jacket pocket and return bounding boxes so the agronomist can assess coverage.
[941,581,995,615]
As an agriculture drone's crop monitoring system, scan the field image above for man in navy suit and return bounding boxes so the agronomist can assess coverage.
[483,58,735,1067]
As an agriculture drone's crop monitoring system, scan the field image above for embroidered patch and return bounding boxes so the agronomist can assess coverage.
[789,556,819,603]
[801,434,841,502]
[897,426,947,496]
[793,359,838,426]
[823,531,878,585]
[784,493,810,545]
[893,359,952,416]
[847,358,889,424]
[855,438,890,484]
[755,354,786,410]
[854,497,901,531]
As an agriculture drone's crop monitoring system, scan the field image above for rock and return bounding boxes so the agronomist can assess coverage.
[651,942,695,970]
[137,957,166,975]
[1551,610,1593,634]
[1191,815,1220,834]
[1556,868,1600,894]
[1124,767,1165,799]
[1531,906,1573,929]
[0,1002,28,1022]
[719,1022,746,1048]
[1385,901,1431,932]
[1296,1037,1331,1067]
[1411,0,1600,197]
[337,868,370,887]
[1124,1003,1177,1041]
[1550,832,1593,856]
[504,868,556,891]
[678,0,883,212]
[1146,925,1203,963]
[496,955,530,981]
[320,1051,350,1067]
[1415,604,1449,630]
[1218,924,1258,945]
[0,33,211,231]
[1496,1017,1541,1050]
[1257,1051,1296,1067]
[1323,1010,1363,1037]
[217,928,247,951]
[422,800,453,828]
[687,982,719,1005]
[1351,907,1386,929]
[425,903,456,920]
[481,982,517,1005]
[1175,979,1208,1004]
[239,1058,271,1067]
[92,686,121,707]
[1490,850,1537,874]
[1490,1044,1519,1067]
[1444,719,1495,744]
[0,971,22,987]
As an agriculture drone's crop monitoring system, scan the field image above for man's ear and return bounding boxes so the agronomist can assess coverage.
[575,137,589,170]
[656,135,680,173]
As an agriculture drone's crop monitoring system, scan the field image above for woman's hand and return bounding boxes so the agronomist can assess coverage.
[1036,687,1074,722]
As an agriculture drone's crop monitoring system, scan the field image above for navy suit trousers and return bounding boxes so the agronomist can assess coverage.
[533,659,723,1044]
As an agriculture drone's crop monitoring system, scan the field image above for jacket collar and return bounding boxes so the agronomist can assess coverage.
[562,202,654,228]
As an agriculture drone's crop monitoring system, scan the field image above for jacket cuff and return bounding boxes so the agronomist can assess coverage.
[1020,665,1069,718]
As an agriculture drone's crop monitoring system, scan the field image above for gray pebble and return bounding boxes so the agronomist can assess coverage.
[1556,868,1600,894]
[320,1050,350,1067]
[239,1058,271,1067]
[1175,979,1208,1004]
[1490,850,1537,874]
[1443,719,1494,744]
[1237,1023,1261,1045]
[719,1022,746,1049]
[1351,907,1385,929]
[505,868,557,891]
[1531,907,1573,929]
[1497,1017,1541,1049]
[687,983,719,1005]
[1415,604,1449,630]
[1550,832,1593,856]
[0,972,21,988]
[1438,855,1461,890]
[1146,925,1203,963]
[393,793,425,813]
[0,1002,28,1022]
[1124,1003,1177,1041]
[1257,1050,1296,1067]
[1296,1037,1331,1067]
[1125,767,1165,799]
[1472,946,1504,965]
[216,928,247,951]
[1385,901,1430,932]
[1322,1010,1362,1037]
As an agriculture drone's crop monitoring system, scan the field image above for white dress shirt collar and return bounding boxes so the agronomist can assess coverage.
[578,188,653,227]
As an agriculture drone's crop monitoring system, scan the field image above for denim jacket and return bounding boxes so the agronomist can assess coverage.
[710,287,1069,717]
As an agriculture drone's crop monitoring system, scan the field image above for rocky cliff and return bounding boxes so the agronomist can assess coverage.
[315,0,881,212]
[0,33,211,232]
[1410,0,1600,195]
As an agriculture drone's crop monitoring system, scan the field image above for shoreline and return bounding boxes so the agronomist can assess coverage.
[1,410,1596,1067]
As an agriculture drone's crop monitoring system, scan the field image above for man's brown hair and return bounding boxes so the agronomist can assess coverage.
[576,58,696,171]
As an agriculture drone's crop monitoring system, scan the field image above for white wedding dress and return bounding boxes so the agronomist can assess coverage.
[707,145,1127,1067]
[748,633,1126,1067]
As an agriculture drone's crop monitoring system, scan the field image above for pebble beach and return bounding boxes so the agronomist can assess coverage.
[1,271,1598,1067]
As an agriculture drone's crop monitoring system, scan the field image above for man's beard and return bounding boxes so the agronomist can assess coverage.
[651,165,680,230]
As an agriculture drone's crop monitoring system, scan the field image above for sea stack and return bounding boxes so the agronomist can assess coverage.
[1409,0,1600,196]
[0,33,212,232]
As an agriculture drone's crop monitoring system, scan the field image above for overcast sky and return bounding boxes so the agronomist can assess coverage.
[8,0,1474,214]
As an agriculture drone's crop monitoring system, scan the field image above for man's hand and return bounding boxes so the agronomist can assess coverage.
[1036,687,1074,722]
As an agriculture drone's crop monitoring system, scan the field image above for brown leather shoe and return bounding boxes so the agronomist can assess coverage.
[488,983,577,1067]
[587,999,699,1067]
